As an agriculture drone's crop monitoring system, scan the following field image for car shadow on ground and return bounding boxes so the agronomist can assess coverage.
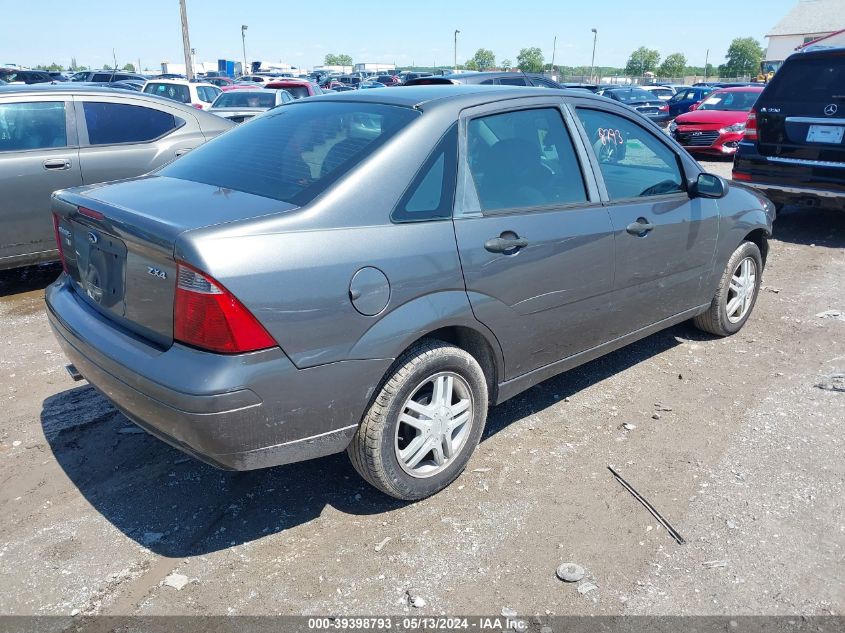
[0,263,62,298]
[41,321,700,557]
[772,205,845,249]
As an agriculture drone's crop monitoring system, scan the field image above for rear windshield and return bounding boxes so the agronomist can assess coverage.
[607,89,654,102]
[279,85,310,99]
[144,82,190,103]
[213,92,276,108]
[158,101,419,205]
[764,55,845,103]
[697,90,760,111]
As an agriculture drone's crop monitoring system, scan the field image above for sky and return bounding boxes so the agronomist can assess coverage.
[3,0,797,72]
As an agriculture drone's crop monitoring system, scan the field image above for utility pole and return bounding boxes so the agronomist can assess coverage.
[704,48,710,82]
[179,0,194,80]
[241,25,249,75]
[590,29,598,83]
[454,29,460,72]
[551,36,557,75]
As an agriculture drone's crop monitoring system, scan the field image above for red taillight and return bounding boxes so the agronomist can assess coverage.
[173,263,276,354]
[191,103,204,109]
[659,104,669,112]
[78,206,105,220]
[732,171,753,182]
[52,213,68,272]
[743,108,758,140]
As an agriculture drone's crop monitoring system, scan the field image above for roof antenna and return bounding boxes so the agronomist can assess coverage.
[110,48,118,83]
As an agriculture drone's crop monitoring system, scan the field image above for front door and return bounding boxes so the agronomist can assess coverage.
[571,106,719,337]
[453,102,615,380]
[0,98,81,265]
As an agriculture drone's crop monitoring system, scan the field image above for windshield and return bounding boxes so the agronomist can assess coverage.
[212,92,276,108]
[696,90,760,111]
[159,101,419,205]
[608,89,655,102]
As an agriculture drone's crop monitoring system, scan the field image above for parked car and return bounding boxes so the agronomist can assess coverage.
[235,75,275,85]
[47,71,69,82]
[103,80,145,92]
[400,71,433,83]
[142,79,221,110]
[205,77,235,89]
[600,87,672,126]
[358,81,386,89]
[669,87,763,156]
[404,71,564,88]
[375,74,401,86]
[733,47,845,212]
[561,82,600,92]
[667,86,715,117]
[71,70,147,83]
[0,68,54,84]
[264,79,322,99]
[641,85,675,101]
[0,84,233,270]
[45,85,773,500]
[208,89,293,123]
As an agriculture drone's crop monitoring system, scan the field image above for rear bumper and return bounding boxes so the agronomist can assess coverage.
[733,141,845,206]
[45,275,390,470]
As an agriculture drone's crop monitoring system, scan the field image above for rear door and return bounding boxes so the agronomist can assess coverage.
[570,102,719,337]
[74,95,205,184]
[453,98,615,379]
[756,51,845,166]
[0,96,81,265]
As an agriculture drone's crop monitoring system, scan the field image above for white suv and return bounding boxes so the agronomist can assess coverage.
[142,79,222,110]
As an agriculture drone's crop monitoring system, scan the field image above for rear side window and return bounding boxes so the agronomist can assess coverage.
[575,108,684,200]
[393,124,457,222]
[83,102,179,145]
[764,56,845,104]
[0,102,67,151]
[196,86,220,103]
[144,83,191,104]
[466,108,587,212]
[280,86,310,99]
[498,77,528,86]
[159,102,419,205]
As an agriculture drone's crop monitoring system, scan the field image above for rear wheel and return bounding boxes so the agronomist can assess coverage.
[348,340,488,500]
[694,241,763,336]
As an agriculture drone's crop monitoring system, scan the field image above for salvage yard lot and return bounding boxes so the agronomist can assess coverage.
[0,195,843,616]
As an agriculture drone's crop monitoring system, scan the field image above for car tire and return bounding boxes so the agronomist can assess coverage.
[347,339,488,500]
[693,241,763,336]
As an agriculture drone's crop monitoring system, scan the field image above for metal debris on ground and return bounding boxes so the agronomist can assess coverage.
[577,581,598,595]
[815,373,845,393]
[607,466,686,545]
[472,467,491,473]
[556,562,585,582]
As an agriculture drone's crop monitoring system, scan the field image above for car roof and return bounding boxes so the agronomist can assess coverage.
[794,45,845,59]
[299,84,604,111]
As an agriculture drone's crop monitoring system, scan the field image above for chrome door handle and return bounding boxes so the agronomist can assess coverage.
[626,218,655,236]
[484,235,529,253]
[43,158,71,171]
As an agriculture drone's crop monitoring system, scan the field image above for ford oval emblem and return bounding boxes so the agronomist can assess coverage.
[824,103,838,116]
[87,231,98,245]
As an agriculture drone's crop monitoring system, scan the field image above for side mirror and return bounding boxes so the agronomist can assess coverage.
[691,172,728,199]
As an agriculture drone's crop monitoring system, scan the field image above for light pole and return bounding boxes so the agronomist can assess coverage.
[551,35,556,76]
[590,28,598,83]
[704,48,710,82]
[241,25,248,75]
[454,29,460,72]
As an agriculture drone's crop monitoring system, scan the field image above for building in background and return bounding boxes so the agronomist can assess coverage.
[765,0,845,62]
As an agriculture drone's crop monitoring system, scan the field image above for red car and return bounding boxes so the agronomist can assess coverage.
[669,86,763,156]
[264,79,321,99]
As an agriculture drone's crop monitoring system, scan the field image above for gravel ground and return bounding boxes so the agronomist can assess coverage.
[0,180,842,618]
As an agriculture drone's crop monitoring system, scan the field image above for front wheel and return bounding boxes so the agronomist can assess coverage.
[693,241,763,336]
[347,340,489,500]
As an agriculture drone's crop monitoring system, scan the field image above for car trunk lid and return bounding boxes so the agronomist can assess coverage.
[53,175,296,347]
[756,52,845,163]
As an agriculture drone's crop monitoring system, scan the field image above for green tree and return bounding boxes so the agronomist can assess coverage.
[658,53,686,78]
[122,63,135,72]
[470,48,495,70]
[625,47,661,75]
[464,59,479,70]
[324,53,353,67]
[517,47,544,73]
[719,37,764,77]
[500,58,512,69]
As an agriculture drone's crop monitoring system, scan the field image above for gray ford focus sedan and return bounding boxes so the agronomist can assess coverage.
[45,85,774,500]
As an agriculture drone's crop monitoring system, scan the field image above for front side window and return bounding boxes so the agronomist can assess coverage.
[465,107,587,212]
[159,101,419,205]
[575,108,684,200]
[0,101,67,151]
[83,102,179,145]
